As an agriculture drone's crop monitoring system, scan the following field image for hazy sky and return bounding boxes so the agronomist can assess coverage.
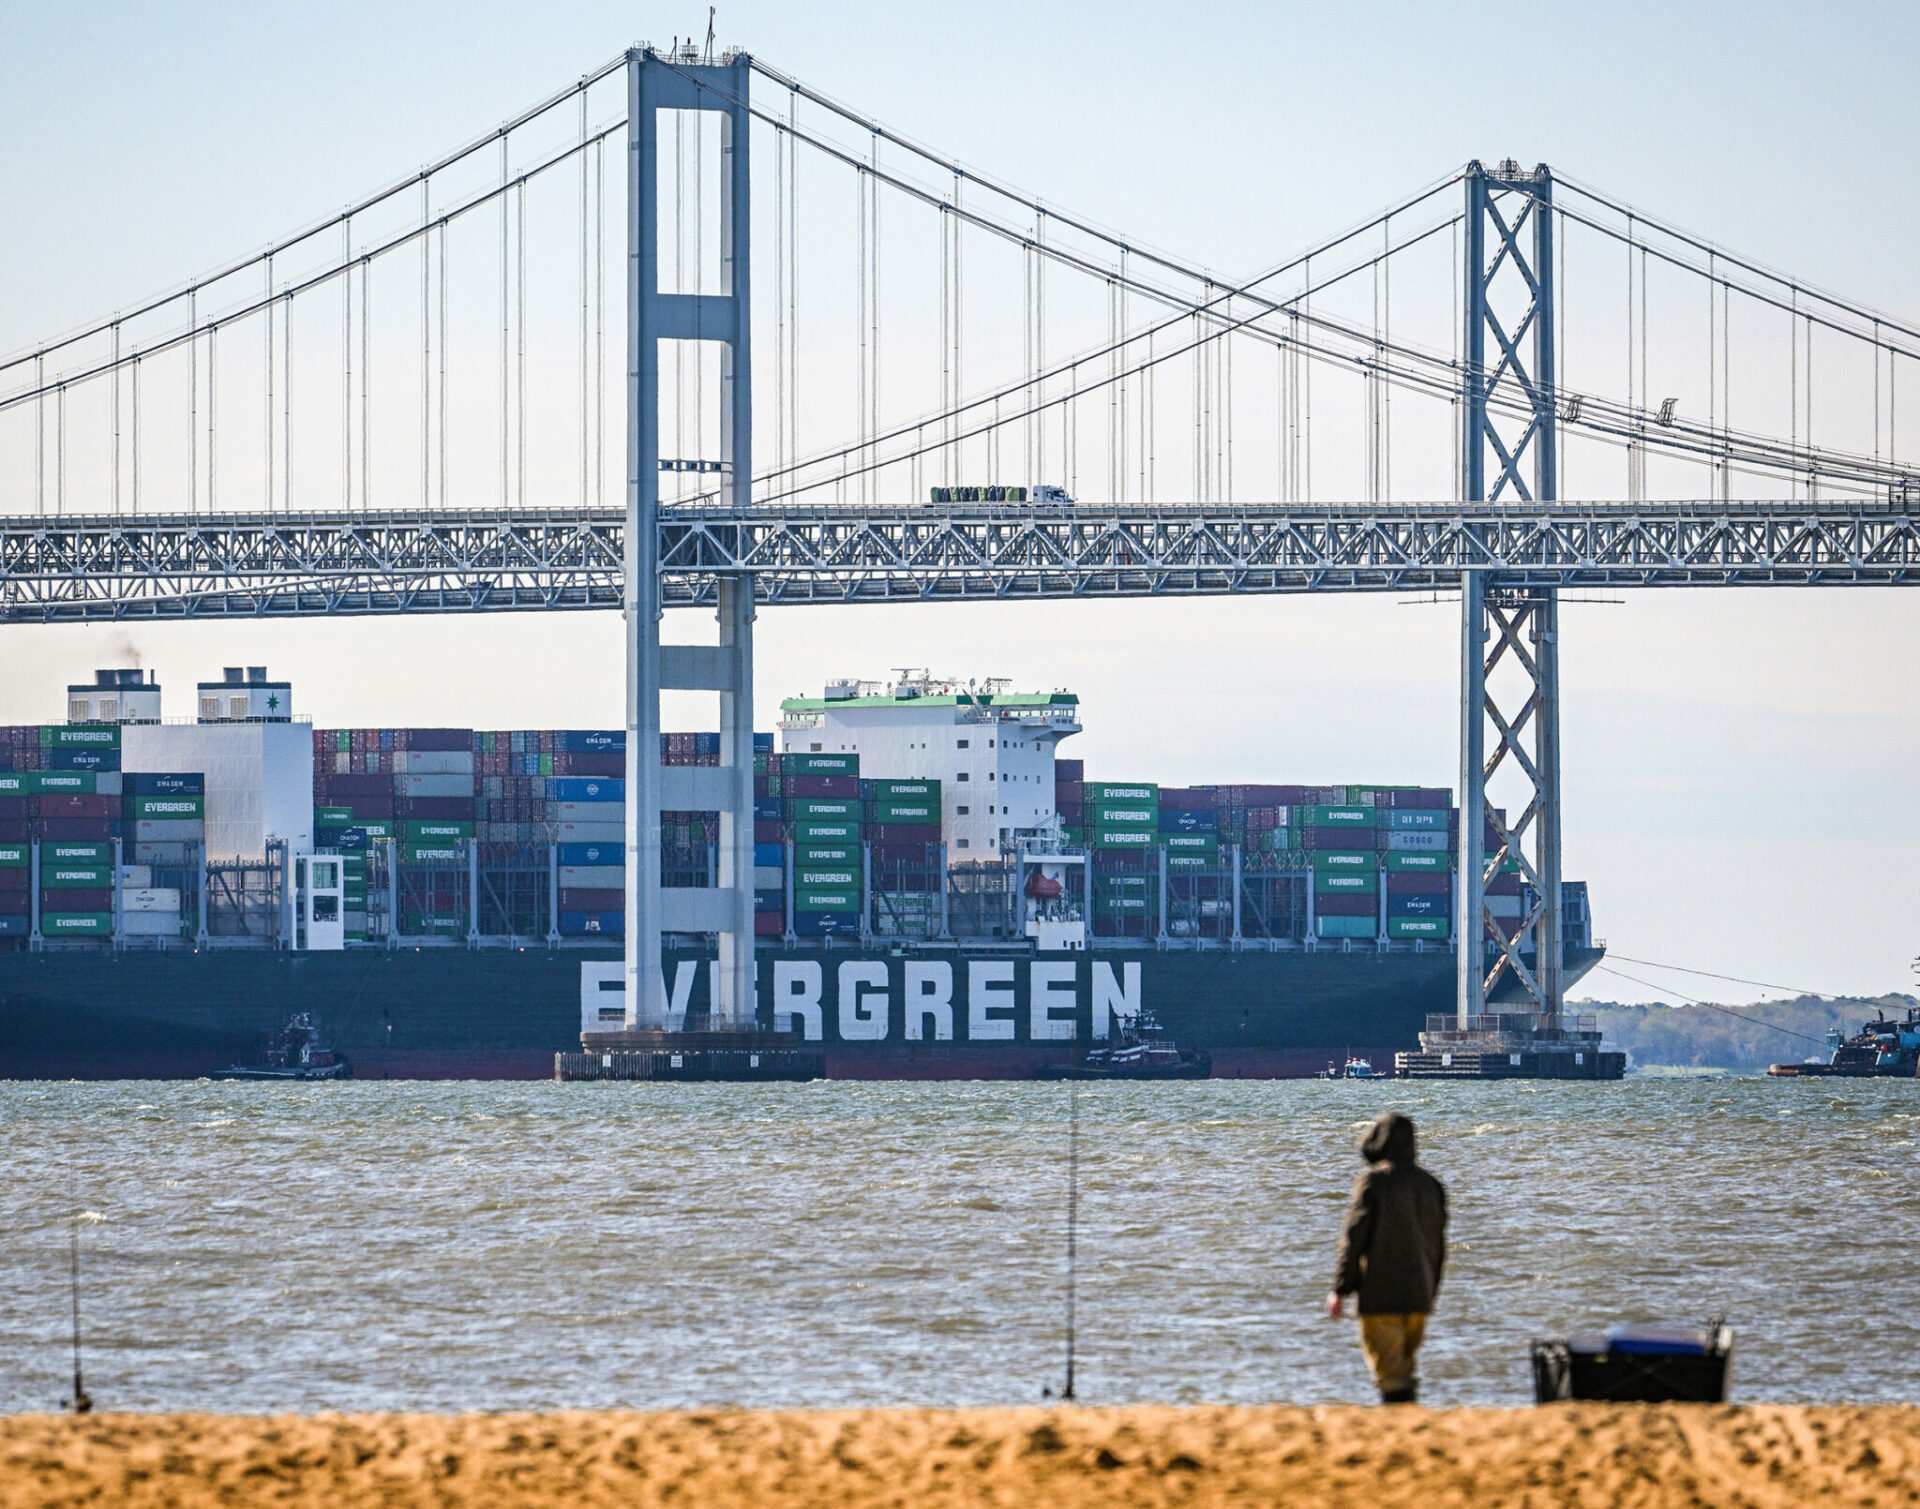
[2,1,1917,1007]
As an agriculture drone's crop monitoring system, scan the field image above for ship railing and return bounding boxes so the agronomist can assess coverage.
[1421,1012,1599,1041]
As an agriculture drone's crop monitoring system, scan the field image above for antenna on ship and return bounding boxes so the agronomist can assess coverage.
[1043,1083,1081,1401]
[64,1212,92,1414]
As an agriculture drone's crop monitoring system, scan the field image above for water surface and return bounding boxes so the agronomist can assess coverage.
[3,1077,1911,1409]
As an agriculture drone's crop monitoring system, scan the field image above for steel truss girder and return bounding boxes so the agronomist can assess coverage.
[0,499,1914,622]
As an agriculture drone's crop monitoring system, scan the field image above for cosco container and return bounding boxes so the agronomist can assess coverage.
[1386,830,1451,852]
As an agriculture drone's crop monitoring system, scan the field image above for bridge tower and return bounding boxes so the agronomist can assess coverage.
[622,46,758,1030]
[1455,160,1565,1036]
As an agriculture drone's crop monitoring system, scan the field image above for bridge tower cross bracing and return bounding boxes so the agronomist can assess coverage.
[624,46,757,1030]
[1456,159,1563,1032]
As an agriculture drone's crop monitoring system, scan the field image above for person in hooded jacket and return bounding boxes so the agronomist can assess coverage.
[1327,1111,1447,1403]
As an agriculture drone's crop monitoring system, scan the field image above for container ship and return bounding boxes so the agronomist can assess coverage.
[0,666,1602,1080]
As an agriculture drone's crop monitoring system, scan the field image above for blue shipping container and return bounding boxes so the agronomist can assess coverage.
[316,826,370,851]
[550,777,624,803]
[559,910,625,936]
[558,730,626,754]
[1159,809,1219,834]
[557,842,621,867]
[124,771,206,795]
[753,842,784,868]
[1387,892,1447,916]
[694,732,721,757]
[754,888,785,912]
[0,914,28,937]
[753,731,774,752]
[49,747,121,772]
[754,798,783,822]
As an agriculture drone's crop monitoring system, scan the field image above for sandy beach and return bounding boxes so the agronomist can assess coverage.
[4,1403,1916,1507]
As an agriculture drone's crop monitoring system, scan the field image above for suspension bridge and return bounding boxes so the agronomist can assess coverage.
[1,43,1913,1048]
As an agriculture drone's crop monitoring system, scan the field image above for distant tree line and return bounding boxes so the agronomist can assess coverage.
[1577,994,1918,1073]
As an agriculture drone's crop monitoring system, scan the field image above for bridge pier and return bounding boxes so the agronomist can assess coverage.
[623,45,758,1029]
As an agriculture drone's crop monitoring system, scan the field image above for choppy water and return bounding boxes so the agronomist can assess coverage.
[3,1075,1915,1411]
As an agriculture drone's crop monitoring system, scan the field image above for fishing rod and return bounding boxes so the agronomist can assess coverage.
[1043,1082,1080,1401]
[65,1214,92,1414]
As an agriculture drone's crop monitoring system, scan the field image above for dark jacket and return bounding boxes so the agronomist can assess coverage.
[1333,1112,1447,1315]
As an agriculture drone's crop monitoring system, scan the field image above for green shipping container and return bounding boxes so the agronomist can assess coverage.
[788,798,859,821]
[796,867,859,888]
[125,796,205,820]
[539,754,554,776]
[0,772,97,795]
[45,725,121,748]
[42,842,111,864]
[1100,895,1153,914]
[315,805,354,824]
[335,731,352,751]
[405,820,474,840]
[1098,874,1152,893]
[791,820,859,843]
[867,779,939,799]
[44,864,112,886]
[1089,828,1155,849]
[868,800,938,824]
[1388,917,1450,940]
[1085,800,1158,825]
[1307,805,1375,827]
[0,844,26,868]
[403,915,465,934]
[1386,851,1450,872]
[1161,832,1218,854]
[1083,781,1158,804]
[43,913,113,936]
[1166,854,1212,871]
[1315,871,1378,894]
[794,888,860,912]
[1310,850,1378,873]
[796,843,858,866]
[356,819,396,840]
[1315,915,1378,939]
[785,752,859,776]
[401,844,465,865]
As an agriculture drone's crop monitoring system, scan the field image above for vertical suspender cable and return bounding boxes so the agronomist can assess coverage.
[362,258,371,511]
[267,257,275,511]
[423,178,432,512]
[674,111,684,494]
[1304,257,1312,503]
[1040,216,1050,490]
[1873,320,1880,472]
[597,135,606,510]
[1789,287,1797,498]
[1024,239,1033,487]
[516,180,526,509]
[1557,203,1565,499]
[1639,246,1647,498]
[112,324,121,514]
[695,112,704,493]
[344,220,353,510]
[1806,314,1815,498]
[56,384,65,512]
[1191,312,1201,501]
[1708,253,1717,496]
[131,356,140,513]
[191,287,200,514]
[1108,279,1118,500]
[788,100,798,487]
[1383,216,1391,503]
[871,133,881,496]
[939,203,949,484]
[954,173,963,480]
[209,324,218,511]
[439,214,448,511]
[1146,329,1155,501]
[855,164,866,502]
[775,121,786,482]
[284,294,293,513]
[35,353,44,514]
[1225,313,1233,503]
[1623,222,1633,500]
[1118,247,1127,505]
[580,91,589,511]
[500,135,509,509]
[1451,224,1460,496]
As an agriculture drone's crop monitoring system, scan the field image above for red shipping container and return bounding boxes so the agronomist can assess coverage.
[0,870,28,892]
[866,823,941,843]
[754,820,783,844]
[394,797,478,819]
[567,753,624,777]
[1054,779,1083,803]
[1055,758,1085,782]
[35,818,116,839]
[35,795,119,819]
[560,887,624,911]
[1485,874,1524,896]
[1388,788,1452,810]
[41,887,112,911]
[1313,893,1377,917]
[0,796,26,816]
[0,821,26,842]
[1055,801,1083,824]
[754,911,784,936]
[869,840,937,865]
[1385,872,1449,895]
[0,891,28,915]
[1159,787,1218,812]
[787,774,860,798]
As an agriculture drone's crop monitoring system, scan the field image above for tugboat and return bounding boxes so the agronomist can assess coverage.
[1037,1004,1211,1080]
[1317,1055,1385,1080]
[1768,1005,1920,1078]
[210,1013,352,1081]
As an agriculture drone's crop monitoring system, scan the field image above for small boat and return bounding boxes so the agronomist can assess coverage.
[211,1012,352,1081]
[1037,1004,1211,1080]
[1768,1005,1920,1078]
[1317,1056,1385,1080]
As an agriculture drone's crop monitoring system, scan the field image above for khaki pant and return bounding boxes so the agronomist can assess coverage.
[1360,1312,1428,1399]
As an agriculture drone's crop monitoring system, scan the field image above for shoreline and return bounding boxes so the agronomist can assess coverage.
[5,1403,1916,1506]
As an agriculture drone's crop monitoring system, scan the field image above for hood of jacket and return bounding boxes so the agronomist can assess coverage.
[1361,1111,1416,1165]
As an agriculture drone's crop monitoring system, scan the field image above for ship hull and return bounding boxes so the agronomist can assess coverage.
[0,943,1603,1082]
